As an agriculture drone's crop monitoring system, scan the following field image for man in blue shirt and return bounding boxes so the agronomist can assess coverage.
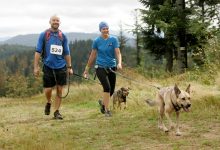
[34,15,73,120]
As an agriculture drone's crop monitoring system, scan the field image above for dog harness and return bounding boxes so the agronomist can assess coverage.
[170,91,181,112]
[171,99,181,112]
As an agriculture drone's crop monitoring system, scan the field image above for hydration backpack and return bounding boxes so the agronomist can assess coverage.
[41,29,64,59]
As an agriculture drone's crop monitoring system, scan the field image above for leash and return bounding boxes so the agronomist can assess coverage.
[109,68,160,90]
[53,71,101,99]
[53,70,70,99]
[53,72,101,99]
[60,72,71,98]
[73,73,101,85]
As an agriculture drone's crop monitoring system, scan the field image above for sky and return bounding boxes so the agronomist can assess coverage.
[0,0,143,38]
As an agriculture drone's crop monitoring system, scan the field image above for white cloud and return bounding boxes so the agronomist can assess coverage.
[0,0,142,37]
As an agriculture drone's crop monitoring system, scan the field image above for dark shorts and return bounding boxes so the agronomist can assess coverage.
[43,65,67,88]
[96,67,116,96]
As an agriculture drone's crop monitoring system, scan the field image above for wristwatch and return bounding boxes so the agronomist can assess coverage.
[67,65,72,69]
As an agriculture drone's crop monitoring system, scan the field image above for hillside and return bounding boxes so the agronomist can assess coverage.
[0,32,135,47]
[0,68,219,149]
[1,32,99,47]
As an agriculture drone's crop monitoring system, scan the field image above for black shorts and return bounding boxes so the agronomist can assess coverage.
[43,65,67,88]
[96,67,116,96]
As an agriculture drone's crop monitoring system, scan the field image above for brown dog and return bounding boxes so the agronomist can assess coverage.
[145,84,191,136]
[112,87,130,110]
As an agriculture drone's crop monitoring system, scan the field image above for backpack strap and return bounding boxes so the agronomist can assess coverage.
[45,29,63,41]
[41,29,50,60]
[58,30,63,41]
[41,29,64,60]
[45,29,51,41]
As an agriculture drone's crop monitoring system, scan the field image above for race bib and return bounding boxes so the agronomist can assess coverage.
[50,45,63,55]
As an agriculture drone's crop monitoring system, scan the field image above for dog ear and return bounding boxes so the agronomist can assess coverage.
[186,84,191,94]
[118,89,123,95]
[174,84,181,97]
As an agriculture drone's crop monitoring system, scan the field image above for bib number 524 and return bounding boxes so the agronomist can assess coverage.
[50,45,63,55]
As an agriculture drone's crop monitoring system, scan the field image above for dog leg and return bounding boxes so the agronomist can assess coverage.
[157,95,166,131]
[158,114,167,131]
[124,102,127,109]
[158,105,168,132]
[158,109,163,130]
[117,101,121,110]
[175,111,181,136]
[168,114,175,130]
[162,111,172,132]
[165,110,176,131]
[113,100,116,110]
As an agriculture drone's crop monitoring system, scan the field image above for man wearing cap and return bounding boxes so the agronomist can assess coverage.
[83,21,122,117]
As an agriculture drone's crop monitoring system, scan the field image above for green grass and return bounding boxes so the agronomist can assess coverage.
[0,78,220,150]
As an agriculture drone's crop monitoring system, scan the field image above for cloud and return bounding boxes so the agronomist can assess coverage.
[0,0,142,37]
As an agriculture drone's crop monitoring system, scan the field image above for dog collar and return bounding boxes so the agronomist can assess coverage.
[170,90,181,112]
[121,95,126,102]
[171,99,181,112]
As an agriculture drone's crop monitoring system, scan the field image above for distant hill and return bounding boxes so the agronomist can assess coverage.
[0,37,10,41]
[1,32,135,47]
[2,32,99,47]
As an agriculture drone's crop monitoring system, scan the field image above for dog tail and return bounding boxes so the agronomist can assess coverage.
[145,99,156,106]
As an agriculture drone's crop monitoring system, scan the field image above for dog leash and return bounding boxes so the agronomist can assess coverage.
[109,68,160,90]
[53,71,101,99]
[53,70,70,99]
[73,73,101,85]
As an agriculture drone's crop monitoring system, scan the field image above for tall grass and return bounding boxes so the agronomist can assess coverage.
[0,71,220,149]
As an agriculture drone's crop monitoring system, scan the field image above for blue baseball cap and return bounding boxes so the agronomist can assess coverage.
[99,21,109,31]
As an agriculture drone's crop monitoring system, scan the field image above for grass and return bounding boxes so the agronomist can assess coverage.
[0,71,220,150]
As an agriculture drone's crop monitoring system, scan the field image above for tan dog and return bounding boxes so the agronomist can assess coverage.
[112,87,130,110]
[145,84,191,136]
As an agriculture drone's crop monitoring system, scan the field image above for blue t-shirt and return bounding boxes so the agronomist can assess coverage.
[92,35,119,68]
[36,30,70,69]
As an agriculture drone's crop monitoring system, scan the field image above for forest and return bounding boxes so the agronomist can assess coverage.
[0,41,136,97]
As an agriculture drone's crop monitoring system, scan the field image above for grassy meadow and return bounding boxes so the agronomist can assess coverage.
[0,68,220,150]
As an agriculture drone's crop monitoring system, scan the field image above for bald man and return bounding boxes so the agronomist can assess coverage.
[34,15,73,120]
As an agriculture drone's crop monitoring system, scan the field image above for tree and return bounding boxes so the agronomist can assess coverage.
[187,0,220,65]
[118,21,128,64]
[139,0,178,72]
[138,0,219,72]
[0,62,7,96]
[5,74,28,97]
[132,9,142,66]
[176,0,187,72]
